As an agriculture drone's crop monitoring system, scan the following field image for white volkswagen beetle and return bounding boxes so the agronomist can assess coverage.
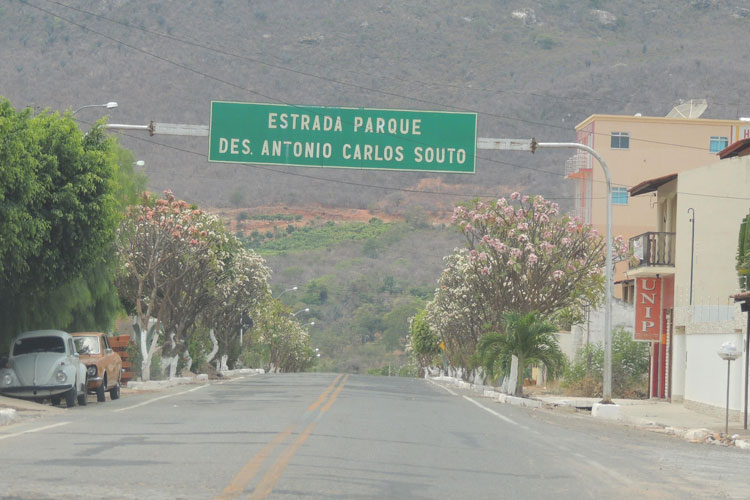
[0,330,88,407]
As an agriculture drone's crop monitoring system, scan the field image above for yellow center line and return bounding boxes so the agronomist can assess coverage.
[249,374,350,500]
[320,374,349,413]
[215,423,297,500]
[306,374,343,412]
[215,375,346,500]
[248,421,317,500]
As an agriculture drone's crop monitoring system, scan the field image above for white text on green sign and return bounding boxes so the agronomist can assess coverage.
[208,102,477,173]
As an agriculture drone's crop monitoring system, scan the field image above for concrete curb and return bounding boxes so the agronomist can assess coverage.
[429,376,543,409]
[426,376,750,451]
[0,408,18,426]
[127,368,264,391]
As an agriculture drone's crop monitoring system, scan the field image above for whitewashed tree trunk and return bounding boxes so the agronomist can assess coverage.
[136,316,161,382]
[167,355,179,379]
[166,333,178,379]
[219,354,229,372]
[501,355,519,395]
[206,329,219,364]
[184,351,193,374]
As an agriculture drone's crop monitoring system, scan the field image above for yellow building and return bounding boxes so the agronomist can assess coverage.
[567,113,750,296]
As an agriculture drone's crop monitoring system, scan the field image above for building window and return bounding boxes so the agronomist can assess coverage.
[709,136,728,153]
[612,187,628,205]
[610,132,630,149]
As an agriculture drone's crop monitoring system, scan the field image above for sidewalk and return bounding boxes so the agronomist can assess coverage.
[428,376,750,450]
[0,368,264,426]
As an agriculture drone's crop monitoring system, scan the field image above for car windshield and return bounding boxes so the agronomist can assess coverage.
[12,336,66,355]
[74,336,100,355]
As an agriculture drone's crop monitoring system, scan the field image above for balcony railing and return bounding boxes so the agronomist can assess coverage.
[629,232,676,269]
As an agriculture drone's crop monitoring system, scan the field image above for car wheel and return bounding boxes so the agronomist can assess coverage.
[65,384,77,408]
[77,390,88,406]
[51,396,61,406]
[110,378,121,400]
[96,376,107,403]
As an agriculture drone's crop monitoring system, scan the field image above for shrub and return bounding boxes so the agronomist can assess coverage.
[562,327,649,398]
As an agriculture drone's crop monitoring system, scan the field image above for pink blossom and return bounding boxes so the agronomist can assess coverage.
[517,222,529,231]
[521,195,529,203]
[510,192,521,200]
[527,254,538,265]
[553,270,565,280]
[561,237,571,246]
[481,267,490,275]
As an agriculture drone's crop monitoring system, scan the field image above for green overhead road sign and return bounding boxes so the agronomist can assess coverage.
[208,101,477,173]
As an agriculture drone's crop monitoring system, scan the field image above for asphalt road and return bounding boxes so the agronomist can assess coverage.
[1,373,749,499]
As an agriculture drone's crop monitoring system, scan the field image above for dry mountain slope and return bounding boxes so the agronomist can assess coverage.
[1,0,749,212]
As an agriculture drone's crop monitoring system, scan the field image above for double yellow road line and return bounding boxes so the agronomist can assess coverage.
[217,374,349,500]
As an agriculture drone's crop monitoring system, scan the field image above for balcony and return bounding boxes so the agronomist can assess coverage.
[564,151,592,179]
[629,232,676,270]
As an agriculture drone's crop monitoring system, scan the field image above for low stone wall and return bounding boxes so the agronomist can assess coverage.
[685,398,745,423]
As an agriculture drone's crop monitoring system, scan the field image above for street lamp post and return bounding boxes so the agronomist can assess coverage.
[687,208,696,305]
[275,286,298,299]
[292,308,310,317]
[477,137,615,403]
[73,101,118,115]
[718,342,741,434]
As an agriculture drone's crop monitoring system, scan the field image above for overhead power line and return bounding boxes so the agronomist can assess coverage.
[30,0,739,155]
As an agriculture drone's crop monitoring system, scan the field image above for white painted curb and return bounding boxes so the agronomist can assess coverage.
[591,403,622,421]
[0,408,18,426]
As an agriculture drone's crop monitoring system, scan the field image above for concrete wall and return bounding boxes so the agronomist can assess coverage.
[683,331,747,417]
[566,299,635,361]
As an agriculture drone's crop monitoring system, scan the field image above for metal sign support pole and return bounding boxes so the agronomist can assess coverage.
[477,138,614,403]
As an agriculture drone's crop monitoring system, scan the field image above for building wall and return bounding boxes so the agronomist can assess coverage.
[573,115,748,285]
[665,156,750,410]
[673,156,750,311]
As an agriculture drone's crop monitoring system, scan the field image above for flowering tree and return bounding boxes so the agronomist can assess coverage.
[251,298,314,373]
[115,191,257,379]
[453,193,614,317]
[428,193,623,372]
[202,247,271,371]
[425,251,489,369]
[408,309,440,375]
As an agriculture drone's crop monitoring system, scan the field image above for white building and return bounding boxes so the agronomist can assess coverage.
[627,139,750,420]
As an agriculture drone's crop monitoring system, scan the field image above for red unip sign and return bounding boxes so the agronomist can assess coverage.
[635,277,662,342]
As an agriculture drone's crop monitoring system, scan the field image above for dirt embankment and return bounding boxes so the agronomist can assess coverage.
[211,205,402,236]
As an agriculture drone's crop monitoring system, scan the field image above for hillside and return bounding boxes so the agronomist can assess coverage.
[3,0,749,215]
[253,216,464,374]
[4,0,750,372]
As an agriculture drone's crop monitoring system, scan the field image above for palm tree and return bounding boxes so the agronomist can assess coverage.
[475,311,565,397]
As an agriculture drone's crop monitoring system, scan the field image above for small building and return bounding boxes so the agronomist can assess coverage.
[626,139,750,419]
